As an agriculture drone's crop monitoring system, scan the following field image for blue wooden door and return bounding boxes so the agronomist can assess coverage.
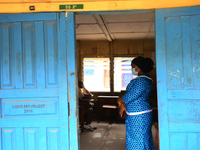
[156,6,200,150]
[0,12,77,150]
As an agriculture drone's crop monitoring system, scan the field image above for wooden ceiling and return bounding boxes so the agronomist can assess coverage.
[76,13,155,41]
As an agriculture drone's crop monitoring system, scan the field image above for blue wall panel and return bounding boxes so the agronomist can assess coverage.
[24,128,38,150]
[2,128,15,150]
[1,24,14,89]
[44,21,58,88]
[1,20,59,90]
[191,15,200,89]
[169,132,200,150]
[181,16,193,89]
[13,22,23,89]
[169,133,187,150]
[168,100,200,122]
[188,133,197,150]
[35,21,45,88]
[22,22,36,88]
[47,128,60,150]
[166,17,183,89]
[197,133,200,149]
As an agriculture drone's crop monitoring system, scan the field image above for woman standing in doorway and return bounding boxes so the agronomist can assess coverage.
[118,56,154,150]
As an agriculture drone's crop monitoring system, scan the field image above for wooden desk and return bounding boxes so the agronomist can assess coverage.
[79,98,94,132]
[97,96,119,123]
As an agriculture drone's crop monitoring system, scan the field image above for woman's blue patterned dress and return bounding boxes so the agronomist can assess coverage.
[122,74,154,150]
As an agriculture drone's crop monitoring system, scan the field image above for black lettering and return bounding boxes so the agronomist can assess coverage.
[16,105,23,108]
[24,109,33,113]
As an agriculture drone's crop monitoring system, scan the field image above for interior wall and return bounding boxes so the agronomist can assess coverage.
[77,39,157,111]
[77,39,156,89]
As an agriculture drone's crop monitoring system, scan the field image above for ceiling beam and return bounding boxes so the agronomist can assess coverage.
[145,21,154,39]
[101,15,115,40]
[93,15,113,41]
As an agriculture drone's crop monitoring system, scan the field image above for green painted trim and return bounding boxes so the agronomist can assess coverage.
[59,4,83,10]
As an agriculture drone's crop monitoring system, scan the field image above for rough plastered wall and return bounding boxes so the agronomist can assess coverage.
[0,0,200,13]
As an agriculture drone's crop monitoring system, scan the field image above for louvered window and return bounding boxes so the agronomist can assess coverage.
[114,57,136,92]
[83,58,110,92]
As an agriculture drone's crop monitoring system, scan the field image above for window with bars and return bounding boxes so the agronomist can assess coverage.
[83,58,110,92]
[82,57,135,92]
[114,57,136,92]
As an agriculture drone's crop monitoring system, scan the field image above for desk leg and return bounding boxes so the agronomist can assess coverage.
[80,105,84,132]
[115,108,119,123]
[97,100,100,123]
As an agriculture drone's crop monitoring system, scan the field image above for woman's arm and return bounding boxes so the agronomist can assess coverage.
[82,86,94,97]
[119,104,126,118]
[122,78,147,104]
[118,97,124,107]
[117,97,126,118]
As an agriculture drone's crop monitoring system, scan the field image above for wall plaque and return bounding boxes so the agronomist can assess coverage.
[2,100,57,117]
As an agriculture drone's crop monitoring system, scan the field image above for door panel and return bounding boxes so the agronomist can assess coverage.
[0,12,70,150]
[156,6,200,150]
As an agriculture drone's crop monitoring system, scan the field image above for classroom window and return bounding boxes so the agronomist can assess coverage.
[114,57,136,92]
[83,58,110,92]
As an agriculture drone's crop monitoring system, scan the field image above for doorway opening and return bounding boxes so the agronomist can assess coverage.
[75,11,158,150]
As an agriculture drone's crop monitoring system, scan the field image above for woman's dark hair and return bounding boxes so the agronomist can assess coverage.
[131,56,154,73]
[78,81,83,88]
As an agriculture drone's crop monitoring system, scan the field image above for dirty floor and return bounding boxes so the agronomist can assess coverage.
[80,121,158,150]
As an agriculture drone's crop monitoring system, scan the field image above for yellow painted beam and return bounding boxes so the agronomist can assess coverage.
[0,0,200,13]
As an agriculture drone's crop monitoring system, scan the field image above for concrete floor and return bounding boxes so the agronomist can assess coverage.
[80,121,158,150]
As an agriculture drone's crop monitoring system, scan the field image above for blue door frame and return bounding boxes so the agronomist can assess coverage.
[66,12,79,150]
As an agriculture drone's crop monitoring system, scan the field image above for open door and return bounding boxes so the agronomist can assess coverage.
[156,6,200,150]
[0,12,78,150]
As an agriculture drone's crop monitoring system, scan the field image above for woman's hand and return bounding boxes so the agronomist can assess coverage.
[118,97,124,107]
[119,104,126,118]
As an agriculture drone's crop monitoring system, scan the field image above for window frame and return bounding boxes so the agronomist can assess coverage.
[80,54,141,94]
